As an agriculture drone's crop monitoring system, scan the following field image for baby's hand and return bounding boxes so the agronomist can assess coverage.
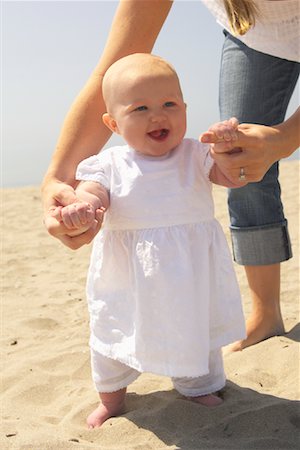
[58,201,96,236]
[48,202,96,236]
[200,117,239,145]
[45,205,106,244]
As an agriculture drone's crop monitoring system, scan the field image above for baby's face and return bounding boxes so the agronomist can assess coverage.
[106,70,187,157]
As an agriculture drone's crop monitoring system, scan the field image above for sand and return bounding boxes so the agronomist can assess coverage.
[1,160,299,450]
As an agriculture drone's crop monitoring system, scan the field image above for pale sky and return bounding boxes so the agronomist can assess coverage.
[2,0,299,187]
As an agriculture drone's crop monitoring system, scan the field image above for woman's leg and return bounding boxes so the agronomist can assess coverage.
[219,32,299,349]
[234,263,282,351]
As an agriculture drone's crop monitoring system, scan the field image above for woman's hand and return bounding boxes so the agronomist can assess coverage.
[200,120,291,184]
[44,205,105,250]
[42,179,103,249]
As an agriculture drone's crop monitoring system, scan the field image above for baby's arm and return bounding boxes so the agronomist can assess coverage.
[53,181,109,237]
[200,118,247,188]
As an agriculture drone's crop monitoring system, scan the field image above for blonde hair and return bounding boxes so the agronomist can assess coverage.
[223,0,259,36]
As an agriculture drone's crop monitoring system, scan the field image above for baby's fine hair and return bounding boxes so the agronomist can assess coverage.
[104,53,178,82]
[102,53,182,109]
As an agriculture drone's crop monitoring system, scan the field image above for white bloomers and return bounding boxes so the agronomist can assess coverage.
[91,347,225,397]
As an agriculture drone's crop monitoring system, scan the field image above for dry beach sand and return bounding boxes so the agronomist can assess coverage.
[1,160,299,450]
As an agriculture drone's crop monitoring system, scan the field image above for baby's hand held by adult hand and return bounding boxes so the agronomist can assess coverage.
[43,204,105,250]
[62,207,106,249]
[200,117,239,145]
[60,201,95,230]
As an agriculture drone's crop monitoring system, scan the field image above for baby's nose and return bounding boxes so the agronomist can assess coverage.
[150,110,167,122]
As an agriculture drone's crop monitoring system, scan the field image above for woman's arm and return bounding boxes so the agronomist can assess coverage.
[244,106,300,161]
[42,0,173,244]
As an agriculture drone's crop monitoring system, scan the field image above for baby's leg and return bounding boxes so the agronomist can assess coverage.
[88,350,140,428]
[172,348,225,407]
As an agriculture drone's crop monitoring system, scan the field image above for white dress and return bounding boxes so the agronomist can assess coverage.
[76,138,246,378]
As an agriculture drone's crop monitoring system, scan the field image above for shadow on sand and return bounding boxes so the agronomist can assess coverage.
[122,381,300,450]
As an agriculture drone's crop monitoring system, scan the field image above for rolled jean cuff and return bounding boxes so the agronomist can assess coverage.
[230,220,292,266]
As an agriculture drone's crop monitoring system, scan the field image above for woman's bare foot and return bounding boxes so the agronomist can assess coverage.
[230,311,285,351]
[87,388,126,429]
[229,263,285,351]
[189,393,223,407]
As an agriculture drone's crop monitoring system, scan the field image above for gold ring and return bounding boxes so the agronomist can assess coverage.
[239,167,246,181]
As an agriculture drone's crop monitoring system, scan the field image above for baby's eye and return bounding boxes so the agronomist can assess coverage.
[134,105,148,112]
[164,101,176,107]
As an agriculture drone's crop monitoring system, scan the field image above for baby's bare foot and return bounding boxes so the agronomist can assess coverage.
[87,403,124,428]
[189,393,223,407]
[87,388,126,429]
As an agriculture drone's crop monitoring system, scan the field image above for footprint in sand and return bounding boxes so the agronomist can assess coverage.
[23,318,59,330]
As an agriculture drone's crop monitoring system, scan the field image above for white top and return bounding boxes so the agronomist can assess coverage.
[201,0,300,62]
[77,139,246,378]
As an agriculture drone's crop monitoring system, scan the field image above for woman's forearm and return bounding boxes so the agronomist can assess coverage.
[43,72,111,188]
[273,107,300,159]
[43,0,173,187]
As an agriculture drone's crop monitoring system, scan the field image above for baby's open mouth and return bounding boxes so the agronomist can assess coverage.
[148,129,169,141]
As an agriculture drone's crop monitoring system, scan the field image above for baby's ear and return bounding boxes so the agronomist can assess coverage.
[102,113,119,134]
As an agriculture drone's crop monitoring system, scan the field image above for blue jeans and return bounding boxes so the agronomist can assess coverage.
[219,31,299,266]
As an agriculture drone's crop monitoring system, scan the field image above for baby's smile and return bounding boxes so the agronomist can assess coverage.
[147,128,169,141]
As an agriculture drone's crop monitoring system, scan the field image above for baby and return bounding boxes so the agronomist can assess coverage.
[51,53,246,428]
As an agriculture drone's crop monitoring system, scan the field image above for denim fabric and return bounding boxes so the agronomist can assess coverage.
[219,31,299,266]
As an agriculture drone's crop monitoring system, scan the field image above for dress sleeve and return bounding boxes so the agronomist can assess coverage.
[193,140,214,181]
[76,153,111,190]
[203,144,214,179]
